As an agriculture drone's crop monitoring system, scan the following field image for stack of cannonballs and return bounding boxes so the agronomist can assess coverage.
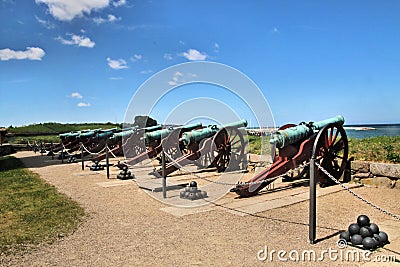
[58,151,69,160]
[89,161,104,171]
[67,156,77,163]
[180,181,207,200]
[117,166,134,180]
[339,215,389,250]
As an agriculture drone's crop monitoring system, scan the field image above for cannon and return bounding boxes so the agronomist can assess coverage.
[90,125,163,162]
[153,119,248,177]
[121,122,203,167]
[231,115,348,197]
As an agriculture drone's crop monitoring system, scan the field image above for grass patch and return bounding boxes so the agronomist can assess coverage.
[348,136,400,163]
[248,135,271,155]
[8,135,60,145]
[0,156,85,255]
[8,122,120,134]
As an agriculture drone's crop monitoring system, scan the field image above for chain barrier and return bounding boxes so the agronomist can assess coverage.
[81,143,108,155]
[163,151,310,186]
[108,147,118,159]
[315,162,400,221]
[61,143,75,156]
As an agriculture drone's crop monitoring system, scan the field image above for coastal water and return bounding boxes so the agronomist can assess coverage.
[344,124,400,139]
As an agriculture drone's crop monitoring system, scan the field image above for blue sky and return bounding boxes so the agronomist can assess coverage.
[1,0,399,127]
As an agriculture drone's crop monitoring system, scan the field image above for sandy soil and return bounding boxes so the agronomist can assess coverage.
[2,151,400,266]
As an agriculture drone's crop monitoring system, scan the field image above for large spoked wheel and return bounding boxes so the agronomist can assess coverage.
[312,123,348,187]
[211,127,247,172]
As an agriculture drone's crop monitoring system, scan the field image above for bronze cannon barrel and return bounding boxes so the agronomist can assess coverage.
[179,119,248,146]
[269,115,344,148]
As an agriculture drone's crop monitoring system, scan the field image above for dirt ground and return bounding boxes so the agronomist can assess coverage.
[2,151,400,266]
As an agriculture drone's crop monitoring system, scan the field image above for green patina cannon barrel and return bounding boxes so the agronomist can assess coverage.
[78,128,103,139]
[144,122,203,144]
[269,115,344,148]
[94,128,119,140]
[109,125,163,143]
[179,119,248,146]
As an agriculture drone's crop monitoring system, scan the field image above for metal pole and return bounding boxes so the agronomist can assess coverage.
[309,158,317,244]
[106,144,110,179]
[162,150,167,198]
[81,143,84,171]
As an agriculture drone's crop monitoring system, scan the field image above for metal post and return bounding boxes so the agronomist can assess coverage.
[51,147,54,160]
[106,144,110,179]
[61,147,64,164]
[309,158,317,244]
[81,143,84,171]
[162,150,167,198]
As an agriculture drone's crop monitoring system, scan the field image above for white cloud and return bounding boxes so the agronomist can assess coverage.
[113,0,126,7]
[107,57,128,69]
[0,47,45,61]
[181,49,207,61]
[77,102,91,107]
[179,40,185,45]
[56,34,95,48]
[163,53,173,60]
[35,15,56,29]
[93,14,121,24]
[272,27,279,33]
[140,70,152,74]
[71,92,83,99]
[214,43,220,52]
[109,76,123,80]
[35,0,110,21]
[131,54,142,61]
[168,71,184,86]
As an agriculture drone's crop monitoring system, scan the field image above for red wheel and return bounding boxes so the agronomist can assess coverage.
[312,123,348,187]
[211,126,247,172]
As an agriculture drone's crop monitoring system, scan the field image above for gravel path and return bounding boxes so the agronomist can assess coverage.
[2,151,400,266]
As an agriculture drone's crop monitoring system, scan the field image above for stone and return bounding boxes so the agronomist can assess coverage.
[370,162,400,179]
[351,160,370,173]
[360,177,396,189]
[353,172,371,178]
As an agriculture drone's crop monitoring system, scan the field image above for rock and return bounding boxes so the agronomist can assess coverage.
[353,172,371,178]
[351,161,370,173]
[370,162,400,179]
[360,177,396,189]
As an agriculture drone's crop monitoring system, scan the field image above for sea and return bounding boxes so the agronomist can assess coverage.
[344,124,400,139]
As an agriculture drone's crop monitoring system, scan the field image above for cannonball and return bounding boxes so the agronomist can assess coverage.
[123,166,128,171]
[189,187,197,193]
[200,191,207,198]
[185,186,191,192]
[348,223,360,235]
[369,223,379,235]
[180,190,186,198]
[359,226,373,238]
[373,234,382,247]
[184,192,190,198]
[189,181,198,188]
[357,215,370,227]
[351,234,363,246]
[378,231,389,245]
[339,231,351,242]
[362,237,376,250]
[188,192,196,200]
[195,191,203,199]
